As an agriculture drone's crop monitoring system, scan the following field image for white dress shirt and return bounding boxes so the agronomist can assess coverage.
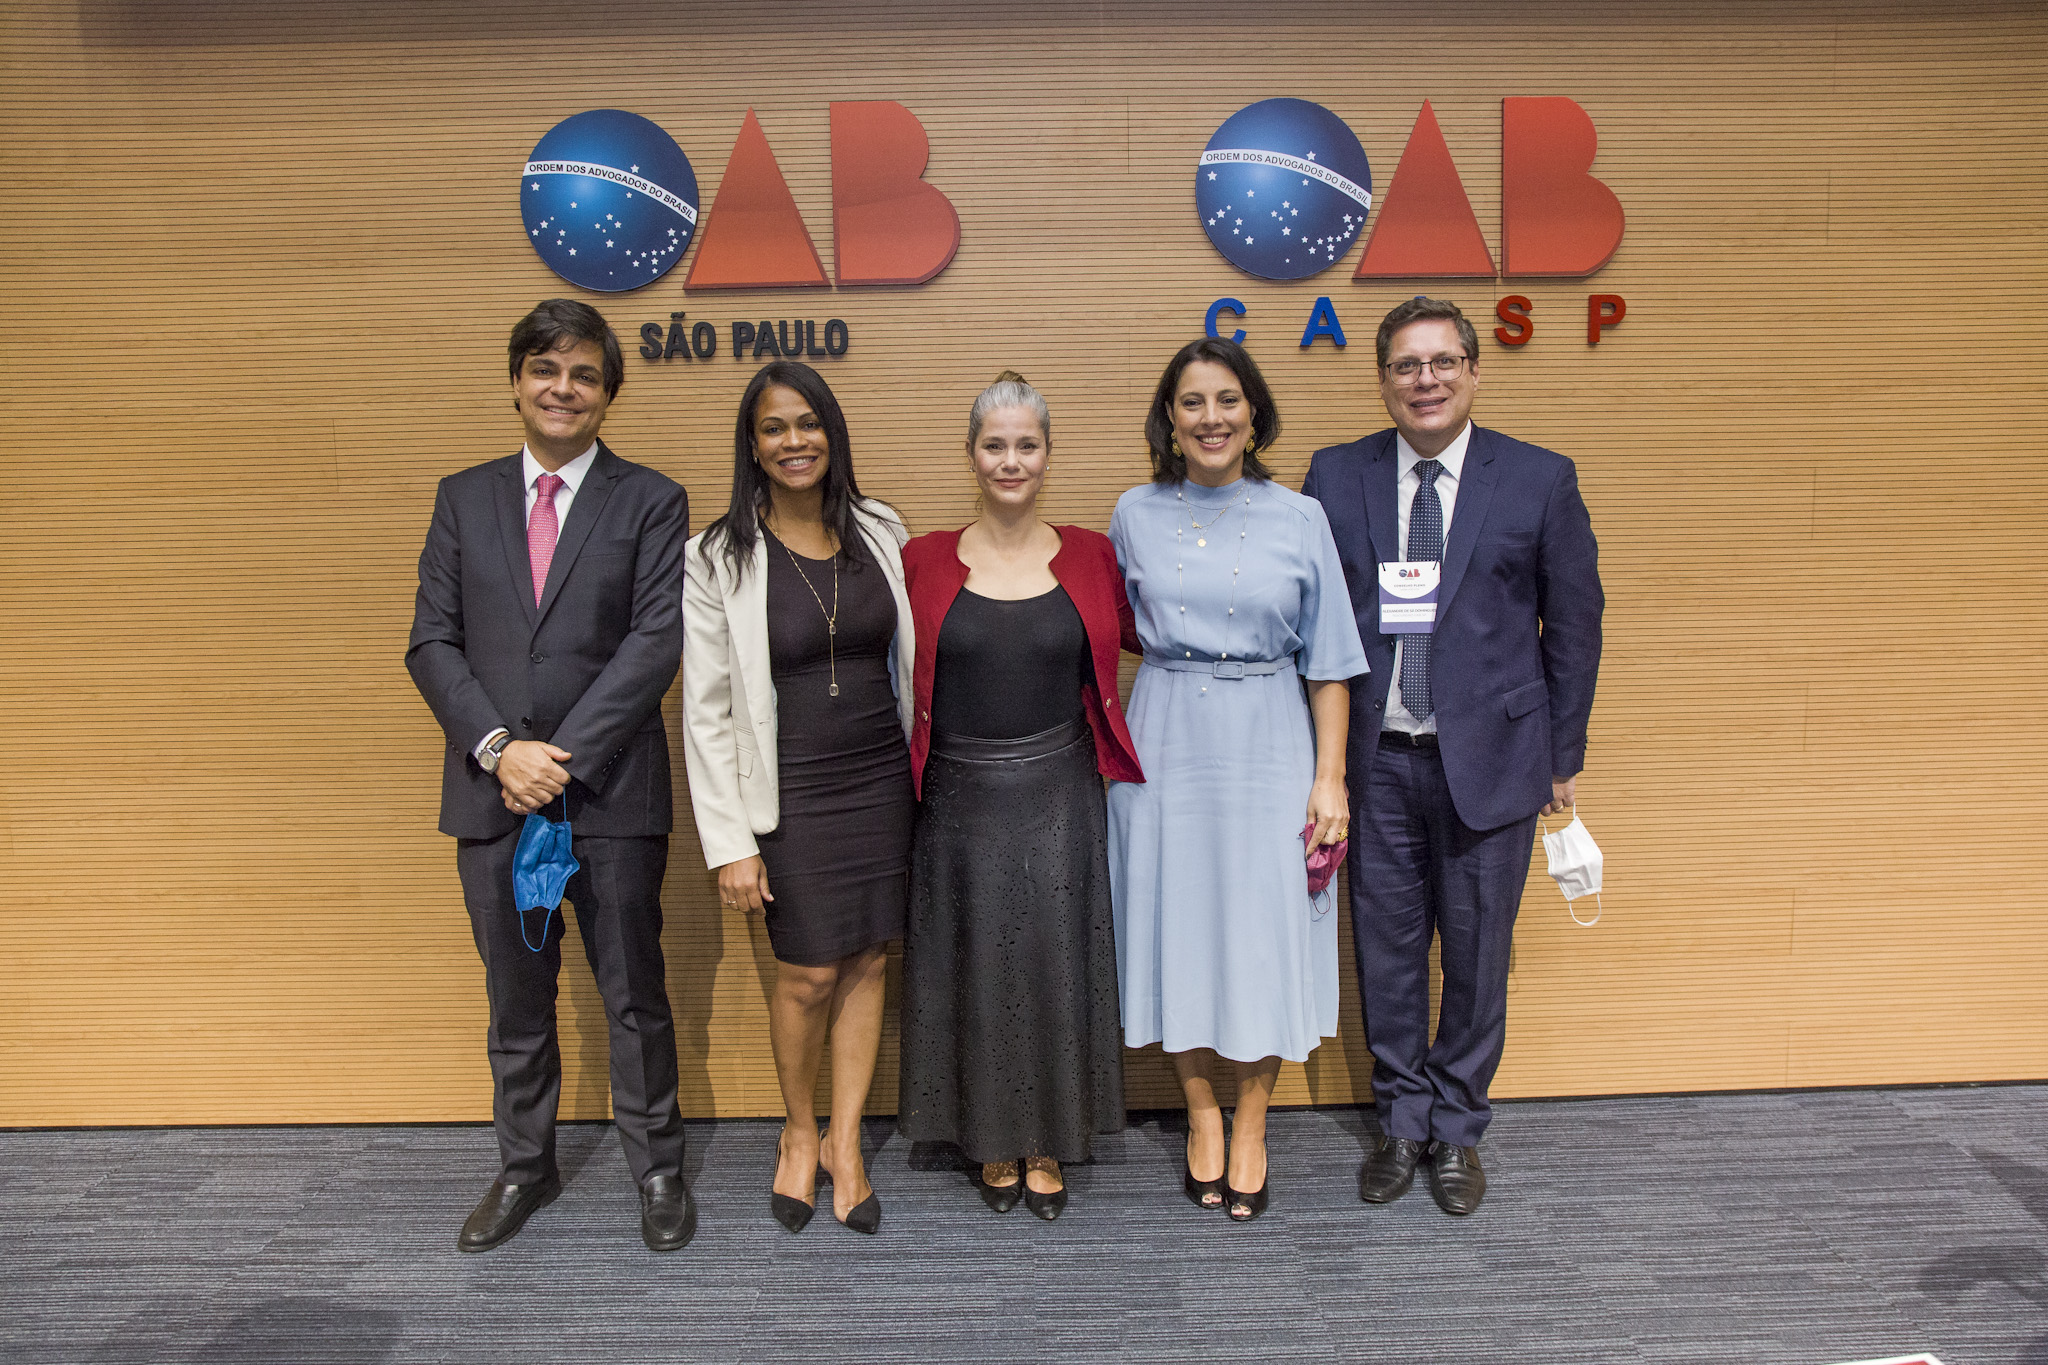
[474,442,602,760]
[1383,421,1472,736]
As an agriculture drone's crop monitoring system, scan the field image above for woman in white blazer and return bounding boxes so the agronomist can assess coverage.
[682,361,914,1236]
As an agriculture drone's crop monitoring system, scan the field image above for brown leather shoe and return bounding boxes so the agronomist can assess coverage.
[1427,1143,1486,1215]
[1358,1135,1427,1203]
[640,1174,698,1251]
[458,1175,561,1252]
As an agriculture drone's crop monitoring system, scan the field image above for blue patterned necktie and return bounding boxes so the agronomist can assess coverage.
[1400,459,1445,722]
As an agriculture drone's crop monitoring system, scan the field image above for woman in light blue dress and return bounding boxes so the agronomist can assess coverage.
[1107,337,1369,1221]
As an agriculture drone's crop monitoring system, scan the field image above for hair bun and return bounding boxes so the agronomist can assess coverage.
[994,369,1027,385]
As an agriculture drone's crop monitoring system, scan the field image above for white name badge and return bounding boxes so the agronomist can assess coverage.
[1377,561,1440,634]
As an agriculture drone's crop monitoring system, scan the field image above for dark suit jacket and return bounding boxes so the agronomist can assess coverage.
[406,441,688,839]
[1303,425,1602,832]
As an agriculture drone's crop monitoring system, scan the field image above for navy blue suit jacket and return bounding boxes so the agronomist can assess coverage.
[406,441,688,840]
[1302,426,1602,832]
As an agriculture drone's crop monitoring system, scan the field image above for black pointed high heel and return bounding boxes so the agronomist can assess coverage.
[770,1191,814,1233]
[840,1190,881,1234]
[819,1126,881,1234]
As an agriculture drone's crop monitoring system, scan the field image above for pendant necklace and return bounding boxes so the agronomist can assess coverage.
[1174,484,1253,664]
[779,533,842,697]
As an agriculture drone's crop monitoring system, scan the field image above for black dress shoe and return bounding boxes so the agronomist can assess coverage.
[977,1166,1023,1214]
[458,1174,560,1252]
[1358,1136,1427,1204]
[1427,1143,1486,1216]
[640,1174,698,1251]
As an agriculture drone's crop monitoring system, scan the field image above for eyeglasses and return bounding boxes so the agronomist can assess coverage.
[1383,355,1470,382]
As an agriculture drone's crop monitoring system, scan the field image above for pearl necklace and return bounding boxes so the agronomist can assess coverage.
[1174,484,1252,664]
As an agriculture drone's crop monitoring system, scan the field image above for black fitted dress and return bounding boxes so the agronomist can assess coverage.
[753,530,913,966]
[898,586,1125,1164]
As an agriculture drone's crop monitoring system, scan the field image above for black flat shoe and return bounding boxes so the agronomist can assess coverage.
[457,1174,561,1252]
[1023,1187,1068,1221]
[1225,1177,1269,1222]
[770,1191,815,1232]
[977,1166,1023,1214]
[1183,1142,1226,1211]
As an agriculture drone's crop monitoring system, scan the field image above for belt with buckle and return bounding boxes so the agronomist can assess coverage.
[1378,729,1439,749]
[1144,655,1288,680]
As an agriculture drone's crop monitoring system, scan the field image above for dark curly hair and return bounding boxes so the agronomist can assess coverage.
[1143,337,1279,484]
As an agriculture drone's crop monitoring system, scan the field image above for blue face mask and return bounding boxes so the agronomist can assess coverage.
[512,802,578,952]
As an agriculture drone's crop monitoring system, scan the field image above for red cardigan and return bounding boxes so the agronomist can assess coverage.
[902,525,1145,797]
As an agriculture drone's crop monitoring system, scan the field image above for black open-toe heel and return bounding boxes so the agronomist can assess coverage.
[1183,1142,1226,1210]
[1225,1176,1269,1221]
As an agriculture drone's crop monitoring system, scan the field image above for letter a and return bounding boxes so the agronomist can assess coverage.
[830,101,960,285]
[1355,101,1495,278]
[685,109,829,290]
[1500,97,1625,276]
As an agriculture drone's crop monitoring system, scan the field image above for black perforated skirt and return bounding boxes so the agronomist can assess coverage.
[897,717,1126,1163]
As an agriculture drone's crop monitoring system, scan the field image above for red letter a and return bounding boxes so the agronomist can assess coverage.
[1501,97,1625,276]
[830,101,960,285]
[1355,101,1495,278]
[685,109,829,290]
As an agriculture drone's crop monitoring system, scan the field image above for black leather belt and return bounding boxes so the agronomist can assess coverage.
[1378,729,1439,750]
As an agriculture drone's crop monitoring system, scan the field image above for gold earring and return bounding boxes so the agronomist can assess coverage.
[1245,437,1257,456]
[1170,437,1182,455]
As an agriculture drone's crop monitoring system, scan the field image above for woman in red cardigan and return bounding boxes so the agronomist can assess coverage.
[896,371,1144,1221]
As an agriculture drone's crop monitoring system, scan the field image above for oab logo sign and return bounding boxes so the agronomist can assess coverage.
[520,102,960,293]
[1197,96,1628,347]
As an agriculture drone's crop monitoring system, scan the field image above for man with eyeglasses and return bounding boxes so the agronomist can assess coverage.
[1302,297,1604,1216]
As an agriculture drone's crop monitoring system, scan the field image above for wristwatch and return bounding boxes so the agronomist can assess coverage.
[478,730,513,774]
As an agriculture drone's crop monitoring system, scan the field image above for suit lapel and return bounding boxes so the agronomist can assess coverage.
[495,455,539,628]
[1438,426,1500,619]
[1361,431,1400,569]
[534,443,618,630]
[727,533,771,713]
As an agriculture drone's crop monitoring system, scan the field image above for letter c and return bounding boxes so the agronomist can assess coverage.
[1206,298,1247,344]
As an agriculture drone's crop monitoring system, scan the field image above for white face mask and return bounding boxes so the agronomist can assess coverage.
[1540,809,1602,927]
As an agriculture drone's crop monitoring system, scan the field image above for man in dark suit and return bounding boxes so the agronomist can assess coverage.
[407,299,694,1251]
[1303,297,1602,1216]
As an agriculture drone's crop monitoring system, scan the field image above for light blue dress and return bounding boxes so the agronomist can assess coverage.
[1107,476,1370,1063]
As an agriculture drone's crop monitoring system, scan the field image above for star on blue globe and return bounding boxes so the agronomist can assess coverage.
[1196,98,1373,281]
[520,109,699,293]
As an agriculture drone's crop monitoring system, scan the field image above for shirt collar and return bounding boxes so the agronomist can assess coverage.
[521,441,600,494]
[1394,422,1472,484]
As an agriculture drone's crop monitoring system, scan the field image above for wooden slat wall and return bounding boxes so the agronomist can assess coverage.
[2,0,2043,1124]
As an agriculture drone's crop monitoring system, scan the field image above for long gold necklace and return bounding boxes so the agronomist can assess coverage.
[777,532,842,698]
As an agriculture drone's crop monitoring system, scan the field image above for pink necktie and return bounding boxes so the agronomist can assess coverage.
[529,473,564,606]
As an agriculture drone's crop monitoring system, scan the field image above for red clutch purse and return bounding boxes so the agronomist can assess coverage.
[1301,821,1347,898]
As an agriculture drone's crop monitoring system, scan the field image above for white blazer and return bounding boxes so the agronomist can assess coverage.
[681,501,915,869]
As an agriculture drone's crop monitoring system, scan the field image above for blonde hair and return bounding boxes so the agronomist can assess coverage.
[967,369,1050,449]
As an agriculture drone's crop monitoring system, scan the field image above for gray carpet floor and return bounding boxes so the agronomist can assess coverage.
[3,1086,2044,1365]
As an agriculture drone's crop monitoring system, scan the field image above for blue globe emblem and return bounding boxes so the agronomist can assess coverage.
[521,109,699,293]
[1196,98,1373,281]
